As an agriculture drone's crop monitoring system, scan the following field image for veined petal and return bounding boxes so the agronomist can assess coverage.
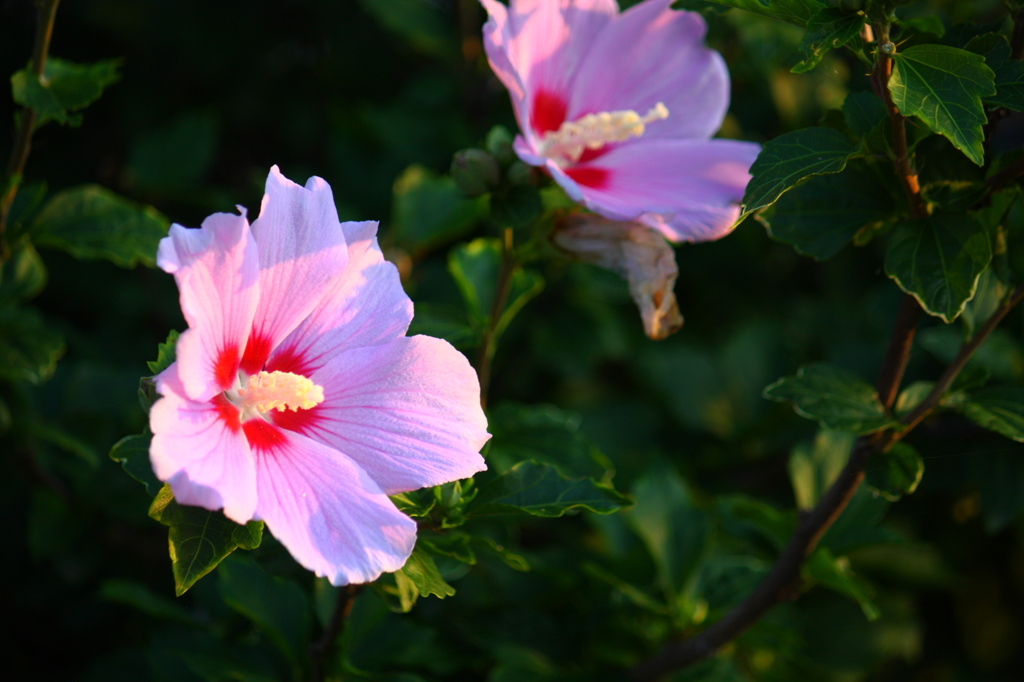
[149,363,257,524]
[250,424,417,585]
[482,0,618,146]
[567,0,729,140]
[274,336,489,495]
[157,211,260,402]
[267,221,413,376]
[558,138,760,243]
[242,166,349,374]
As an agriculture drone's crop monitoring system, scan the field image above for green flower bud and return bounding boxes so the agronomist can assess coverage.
[451,148,501,197]
[486,125,515,166]
[504,160,534,186]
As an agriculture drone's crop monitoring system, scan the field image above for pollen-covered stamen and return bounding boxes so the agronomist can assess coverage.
[538,102,669,166]
[237,371,324,415]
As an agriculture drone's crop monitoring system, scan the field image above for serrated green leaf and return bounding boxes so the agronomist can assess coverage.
[11,58,120,126]
[109,431,160,495]
[147,329,180,375]
[761,162,894,261]
[764,363,894,435]
[148,484,264,596]
[841,91,887,138]
[0,305,65,384]
[884,213,992,323]
[889,45,996,166]
[806,547,880,620]
[218,553,310,672]
[623,461,710,600]
[397,547,456,602]
[964,33,1024,112]
[466,460,631,518]
[740,127,859,222]
[792,7,864,74]
[961,385,1024,441]
[32,185,169,268]
[865,443,924,502]
[391,165,485,253]
[0,239,47,304]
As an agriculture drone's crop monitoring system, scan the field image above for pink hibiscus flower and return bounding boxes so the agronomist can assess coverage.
[480,0,760,243]
[149,166,490,585]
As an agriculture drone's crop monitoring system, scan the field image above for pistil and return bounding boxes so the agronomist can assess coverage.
[538,102,669,166]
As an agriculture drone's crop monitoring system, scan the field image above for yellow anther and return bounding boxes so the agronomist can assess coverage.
[539,103,669,165]
[238,371,324,413]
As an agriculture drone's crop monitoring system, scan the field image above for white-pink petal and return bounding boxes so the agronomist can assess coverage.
[267,220,413,376]
[566,0,729,140]
[149,364,257,524]
[296,336,489,495]
[242,166,349,374]
[157,211,260,402]
[252,428,417,585]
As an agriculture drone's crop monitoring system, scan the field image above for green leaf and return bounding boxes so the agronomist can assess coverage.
[397,547,456,602]
[961,385,1024,441]
[841,91,887,138]
[406,303,477,349]
[389,489,437,519]
[674,0,825,27]
[447,238,544,339]
[623,461,710,600]
[148,484,264,596]
[865,443,924,501]
[792,7,864,74]
[0,239,47,304]
[764,363,895,435]
[466,460,631,518]
[147,329,180,375]
[391,165,485,253]
[789,429,856,509]
[884,213,992,323]
[11,58,120,126]
[32,185,170,268]
[716,495,796,552]
[965,33,1024,112]
[805,547,880,620]
[888,45,996,166]
[486,402,610,480]
[760,162,894,261]
[740,127,859,222]
[109,431,161,495]
[218,553,311,672]
[893,381,935,419]
[99,579,197,625]
[582,561,671,615]
[0,305,65,384]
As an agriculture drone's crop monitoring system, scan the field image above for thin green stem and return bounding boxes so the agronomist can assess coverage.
[0,0,62,260]
[475,227,515,409]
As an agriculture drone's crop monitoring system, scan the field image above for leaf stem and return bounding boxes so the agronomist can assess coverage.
[475,227,515,409]
[870,22,928,221]
[0,0,62,260]
[309,584,361,682]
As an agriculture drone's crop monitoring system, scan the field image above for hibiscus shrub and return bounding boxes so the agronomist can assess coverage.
[4,0,1024,681]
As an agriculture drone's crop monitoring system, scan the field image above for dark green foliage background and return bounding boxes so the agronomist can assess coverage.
[3,0,1024,680]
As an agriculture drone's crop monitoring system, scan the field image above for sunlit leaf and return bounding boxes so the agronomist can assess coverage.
[397,547,456,602]
[865,443,924,501]
[884,213,992,323]
[961,385,1024,442]
[889,45,996,165]
[149,484,264,596]
[11,57,120,126]
[792,7,864,74]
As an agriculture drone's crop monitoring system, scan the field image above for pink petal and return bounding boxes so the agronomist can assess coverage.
[242,166,349,375]
[250,423,416,585]
[266,221,413,377]
[567,0,729,140]
[552,138,760,243]
[273,336,488,494]
[157,211,260,402]
[149,363,257,524]
[481,0,618,147]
